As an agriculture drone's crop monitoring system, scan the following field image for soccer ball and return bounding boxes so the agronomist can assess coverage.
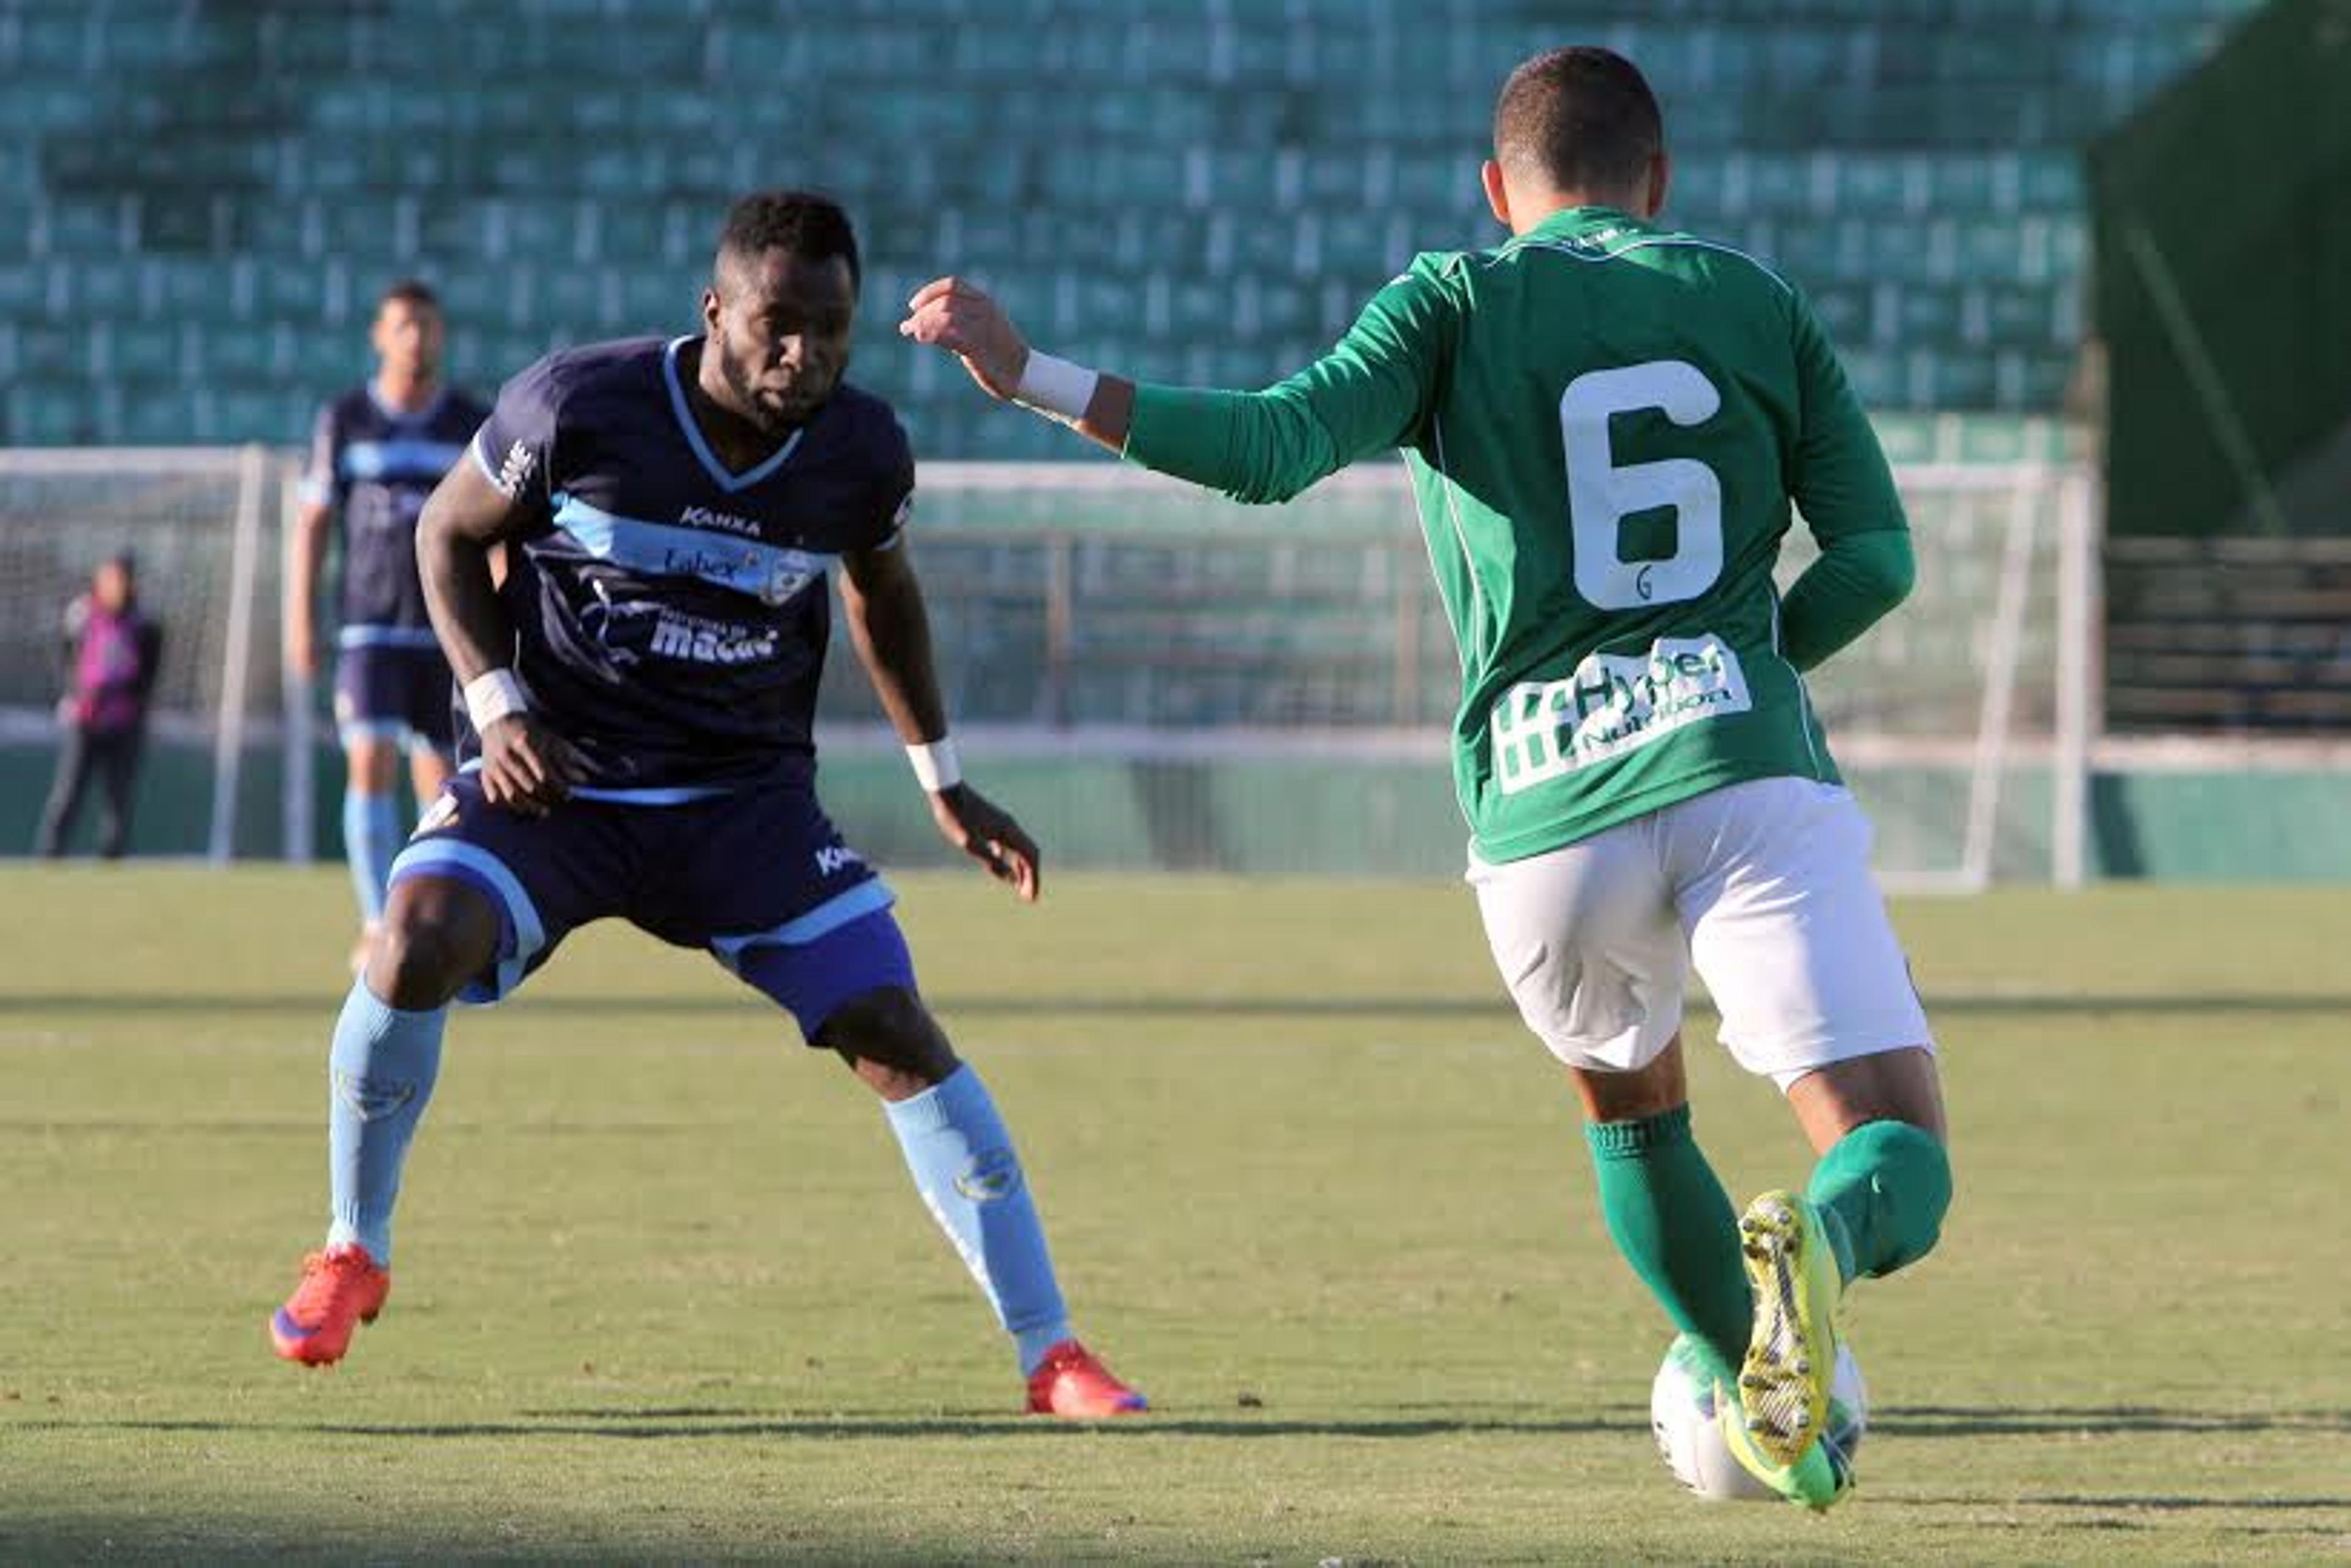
[1648,1334,1868,1502]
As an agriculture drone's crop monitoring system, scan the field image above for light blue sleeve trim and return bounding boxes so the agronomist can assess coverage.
[386,838,549,1002]
[468,430,501,484]
[337,625,444,650]
[709,878,897,972]
[342,438,468,482]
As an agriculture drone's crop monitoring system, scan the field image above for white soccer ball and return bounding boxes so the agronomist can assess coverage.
[1648,1334,1868,1502]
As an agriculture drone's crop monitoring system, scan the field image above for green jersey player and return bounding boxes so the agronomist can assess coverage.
[904,46,1952,1509]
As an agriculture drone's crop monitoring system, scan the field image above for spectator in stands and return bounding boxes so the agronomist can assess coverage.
[36,552,163,859]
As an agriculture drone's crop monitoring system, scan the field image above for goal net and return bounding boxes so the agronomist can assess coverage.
[0,448,278,861]
[820,459,2096,889]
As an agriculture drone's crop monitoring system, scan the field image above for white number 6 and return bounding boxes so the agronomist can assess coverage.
[1561,360,1723,610]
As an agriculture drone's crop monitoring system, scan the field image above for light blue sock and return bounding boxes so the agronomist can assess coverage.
[342,790,403,922]
[882,1065,1071,1376]
[324,978,446,1265]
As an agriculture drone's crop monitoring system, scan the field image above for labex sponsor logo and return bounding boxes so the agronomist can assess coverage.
[1490,634,1752,794]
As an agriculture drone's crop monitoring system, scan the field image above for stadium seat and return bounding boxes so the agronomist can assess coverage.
[32,195,133,261]
[0,0,2268,451]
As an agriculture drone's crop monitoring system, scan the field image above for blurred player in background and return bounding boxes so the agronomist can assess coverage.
[35,552,162,859]
[907,46,1950,1505]
[288,280,489,970]
[266,192,1146,1420]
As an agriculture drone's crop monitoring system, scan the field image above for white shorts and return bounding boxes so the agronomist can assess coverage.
[1468,776,1932,1089]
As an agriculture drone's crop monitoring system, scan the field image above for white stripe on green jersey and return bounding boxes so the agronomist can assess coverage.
[1125,205,1908,863]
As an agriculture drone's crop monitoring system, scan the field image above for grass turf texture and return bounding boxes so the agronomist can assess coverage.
[1,865,2345,1565]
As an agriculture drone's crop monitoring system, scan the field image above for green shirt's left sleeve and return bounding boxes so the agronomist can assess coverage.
[1123,257,1459,505]
[1779,528,1915,672]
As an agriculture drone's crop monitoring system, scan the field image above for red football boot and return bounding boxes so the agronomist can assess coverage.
[1026,1340,1148,1417]
[269,1243,391,1366]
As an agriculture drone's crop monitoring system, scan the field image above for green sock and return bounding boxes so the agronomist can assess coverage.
[1807,1119,1952,1284]
[1586,1105,1751,1387]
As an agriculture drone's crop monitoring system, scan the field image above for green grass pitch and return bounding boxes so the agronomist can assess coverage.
[1,865,2345,1564]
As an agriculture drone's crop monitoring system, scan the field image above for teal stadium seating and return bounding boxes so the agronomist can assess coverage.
[0,0,2261,453]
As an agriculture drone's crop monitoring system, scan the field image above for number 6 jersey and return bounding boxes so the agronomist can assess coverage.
[1123,205,1909,863]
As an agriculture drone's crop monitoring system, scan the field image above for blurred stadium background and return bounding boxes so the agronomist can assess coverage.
[2,0,2344,885]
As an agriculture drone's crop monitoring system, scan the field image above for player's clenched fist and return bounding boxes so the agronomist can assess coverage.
[476,713,588,816]
[898,277,1030,402]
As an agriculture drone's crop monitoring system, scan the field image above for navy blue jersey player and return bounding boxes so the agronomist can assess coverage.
[266,193,1145,1419]
[289,280,489,967]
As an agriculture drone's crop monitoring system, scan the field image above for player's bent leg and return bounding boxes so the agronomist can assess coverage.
[809,986,1144,1418]
[722,917,1142,1419]
[1788,1049,1951,1285]
[1572,1041,1752,1392]
[270,876,498,1368]
[1471,825,1752,1413]
[1670,779,1941,1508]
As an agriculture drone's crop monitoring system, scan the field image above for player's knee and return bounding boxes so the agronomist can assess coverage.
[345,738,400,794]
[820,987,959,1098]
[369,901,494,1011]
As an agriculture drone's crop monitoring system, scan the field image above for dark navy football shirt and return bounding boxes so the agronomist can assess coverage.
[303,383,490,640]
[467,336,914,793]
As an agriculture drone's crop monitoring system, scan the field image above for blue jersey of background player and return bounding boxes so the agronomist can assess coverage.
[266,191,1146,1420]
[289,279,489,967]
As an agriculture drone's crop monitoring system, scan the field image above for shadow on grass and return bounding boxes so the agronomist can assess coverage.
[1872,1403,2351,1438]
[0,1517,1205,1568]
[9,990,2351,1020]
[24,1401,2346,1447]
[1908,1490,2351,1542]
[15,1411,1635,1442]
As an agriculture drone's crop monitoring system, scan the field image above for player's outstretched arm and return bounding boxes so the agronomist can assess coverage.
[900,271,1445,505]
[839,538,1041,902]
[896,277,1136,454]
[415,459,586,816]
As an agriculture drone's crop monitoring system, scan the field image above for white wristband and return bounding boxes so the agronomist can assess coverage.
[1013,351,1100,422]
[906,737,962,793]
[464,668,529,732]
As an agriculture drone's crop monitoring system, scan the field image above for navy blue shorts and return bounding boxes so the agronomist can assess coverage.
[386,775,916,1039]
[335,636,456,754]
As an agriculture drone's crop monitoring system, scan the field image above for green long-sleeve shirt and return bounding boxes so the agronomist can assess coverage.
[1124,206,1913,861]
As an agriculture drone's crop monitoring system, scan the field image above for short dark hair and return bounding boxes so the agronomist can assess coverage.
[1493,47,1664,198]
[377,277,440,314]
[716,190,861,292]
